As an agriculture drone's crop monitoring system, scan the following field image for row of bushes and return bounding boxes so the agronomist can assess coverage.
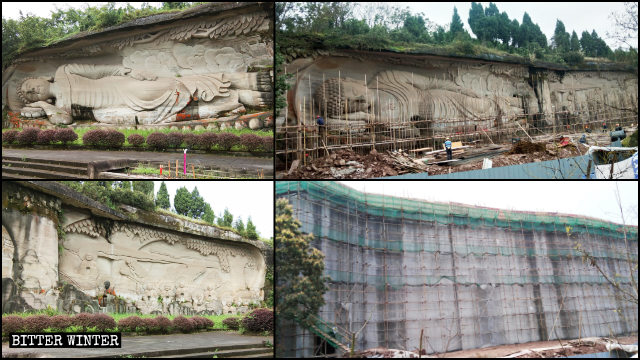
[2,313,213,335]
[2,309,274,336]
[222,308,273,333]
[3,128,274,152]
[2,128,78,145]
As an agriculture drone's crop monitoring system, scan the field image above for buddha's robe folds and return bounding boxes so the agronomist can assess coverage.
[52,64,230,124]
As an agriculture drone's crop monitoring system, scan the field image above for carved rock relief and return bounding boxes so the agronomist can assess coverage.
[4,9,273,126]
[286,55,637,135]
[60,216,265,314]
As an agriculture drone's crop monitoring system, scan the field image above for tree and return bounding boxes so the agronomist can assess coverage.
[217,208,234,228]
[552,20,570,52]
[156,181,170,210]
[580,31,593,55]
[275,198,328,325]
[449,6,464,37]
[468,2,487,42]
[188,187,206,219]
[234,217,246,235]
[570,30,581,52]
[607,2,638,49]
[203,203,215,224]
[403,14,426,41]
[132,181,154,198]
[174,186,191,216]
[115,181,132,190]
[246,217,259,240]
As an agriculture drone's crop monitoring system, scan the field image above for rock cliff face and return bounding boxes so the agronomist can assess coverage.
[281,50,637,135]
[2,181,267,315]
[2,3,273,126]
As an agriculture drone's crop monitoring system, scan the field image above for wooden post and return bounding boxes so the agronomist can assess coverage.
[192,164,195,179]
[175,160,178,178]
[167,161,171,179]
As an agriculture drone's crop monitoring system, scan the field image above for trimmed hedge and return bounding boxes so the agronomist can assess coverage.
[146,132,169,150]
[2,315,24,335]
[17,127,40,145]
[127,133,144,146]
[118,316,144,332]
[222,317,240,330]
[2,130,20,144]
[55,128,78,144]
[5,128,272,152]
[172,316,196,333]
[241,308,273,333]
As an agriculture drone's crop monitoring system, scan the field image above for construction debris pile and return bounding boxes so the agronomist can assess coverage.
[282,149,427,179]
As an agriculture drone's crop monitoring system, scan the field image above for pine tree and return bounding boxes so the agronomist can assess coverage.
[188,187,206,219]
[217,208,234,228]
[203,203,215,224]
[174,186,191,216]
[570,30,580,52]
[156,181,170,210]
[234,217,245,235]
[450,6,464,37]
[552,20,570,52]
[275,198,328,324]
[246,217,259,240]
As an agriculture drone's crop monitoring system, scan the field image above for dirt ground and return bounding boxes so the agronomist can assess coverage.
[431,336,637,358]
[280,140,589,179]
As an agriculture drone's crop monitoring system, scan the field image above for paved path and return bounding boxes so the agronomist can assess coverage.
[2,331,272,358]
[2,148,273,174]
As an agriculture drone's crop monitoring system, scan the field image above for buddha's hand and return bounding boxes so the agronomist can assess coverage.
[130,69,158,81]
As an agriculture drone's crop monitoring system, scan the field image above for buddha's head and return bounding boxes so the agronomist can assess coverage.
[314,77,372,117]
[17,77,54,104]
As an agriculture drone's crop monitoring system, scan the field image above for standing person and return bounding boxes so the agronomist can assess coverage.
[444,137,452,160]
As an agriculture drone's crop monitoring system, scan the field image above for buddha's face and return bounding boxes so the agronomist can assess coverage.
[341,79,371,113]
[21,78,52,102]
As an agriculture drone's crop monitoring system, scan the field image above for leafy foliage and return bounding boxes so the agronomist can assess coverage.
[240,133,263,152]
[166,132,184,148]
[55,128,78,144]
[172,316,196,333]
[3,3,202,69]
[16,127,40,145]
[241,308,273,333]
[217,208,234,228]
[222,317,240,330]
[118,315,144,332]
[127,134,144,146]
[156,181,171,210]
[216,132,239,151]
[246,217,259,240]
[36,129,57,145]
[2,315,24,335]
[146,132,169,150]
[3,129,19,144]
[275,198,328,324]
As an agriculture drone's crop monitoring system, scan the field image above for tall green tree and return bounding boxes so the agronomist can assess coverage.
[468,2,487,42]
[156,181,171,210]
[246,217,259,240]
[203,203,215,224]
[275,198,328,325]
[570,31,581,52]
[174,186,191,216]
[552,20,570,52]
[217,208,234,228]
[234,217,245,235]
[449,6,464,37]
[188,187,206,219]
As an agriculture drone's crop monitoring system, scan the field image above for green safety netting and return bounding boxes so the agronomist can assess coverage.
[276,181,638,241]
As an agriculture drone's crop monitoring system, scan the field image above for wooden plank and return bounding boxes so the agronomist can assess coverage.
[408,146,434,153]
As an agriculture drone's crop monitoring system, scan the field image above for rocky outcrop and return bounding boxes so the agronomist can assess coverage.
[2,3,273,127]
[280,50,638,136]
[2,181,268,315]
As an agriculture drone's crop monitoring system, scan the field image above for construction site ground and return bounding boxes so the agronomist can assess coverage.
[279,129,626,179]
[435,335,637,358]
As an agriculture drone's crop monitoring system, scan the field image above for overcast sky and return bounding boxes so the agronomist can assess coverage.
[153,181,273,239]
[3,2,636,49]
[372,2,636,50]
[339,181,638,226]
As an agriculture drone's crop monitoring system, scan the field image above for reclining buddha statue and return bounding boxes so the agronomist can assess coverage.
[17,64,270,125]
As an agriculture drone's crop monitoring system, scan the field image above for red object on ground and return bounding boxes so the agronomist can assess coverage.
[558,137,571,147]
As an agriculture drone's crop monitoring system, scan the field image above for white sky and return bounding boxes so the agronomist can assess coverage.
[3,2,635,49]
[339,181,638,226]
[153,181,274,239]
[384,2,637,50]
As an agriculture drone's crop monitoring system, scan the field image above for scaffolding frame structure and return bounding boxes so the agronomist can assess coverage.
[275,181,639,357]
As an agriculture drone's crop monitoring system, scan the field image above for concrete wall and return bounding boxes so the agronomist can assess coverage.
[2,181,267,315]
[276,182,638,355]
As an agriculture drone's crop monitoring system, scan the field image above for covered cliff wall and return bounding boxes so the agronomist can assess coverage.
[2,181,267,315]
[276,181,638,356]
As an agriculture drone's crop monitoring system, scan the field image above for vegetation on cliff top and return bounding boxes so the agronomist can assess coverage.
[2,2,204,69]
[276,2,638,69]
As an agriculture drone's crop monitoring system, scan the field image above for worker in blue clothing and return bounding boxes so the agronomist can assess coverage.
[444,137,452,160]
[316,115,325,126]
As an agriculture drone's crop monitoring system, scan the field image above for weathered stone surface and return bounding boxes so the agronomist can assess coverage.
[284,52,638,135]
[2,3,273,127]
[2,181,268,315]
[249,117,263,130]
